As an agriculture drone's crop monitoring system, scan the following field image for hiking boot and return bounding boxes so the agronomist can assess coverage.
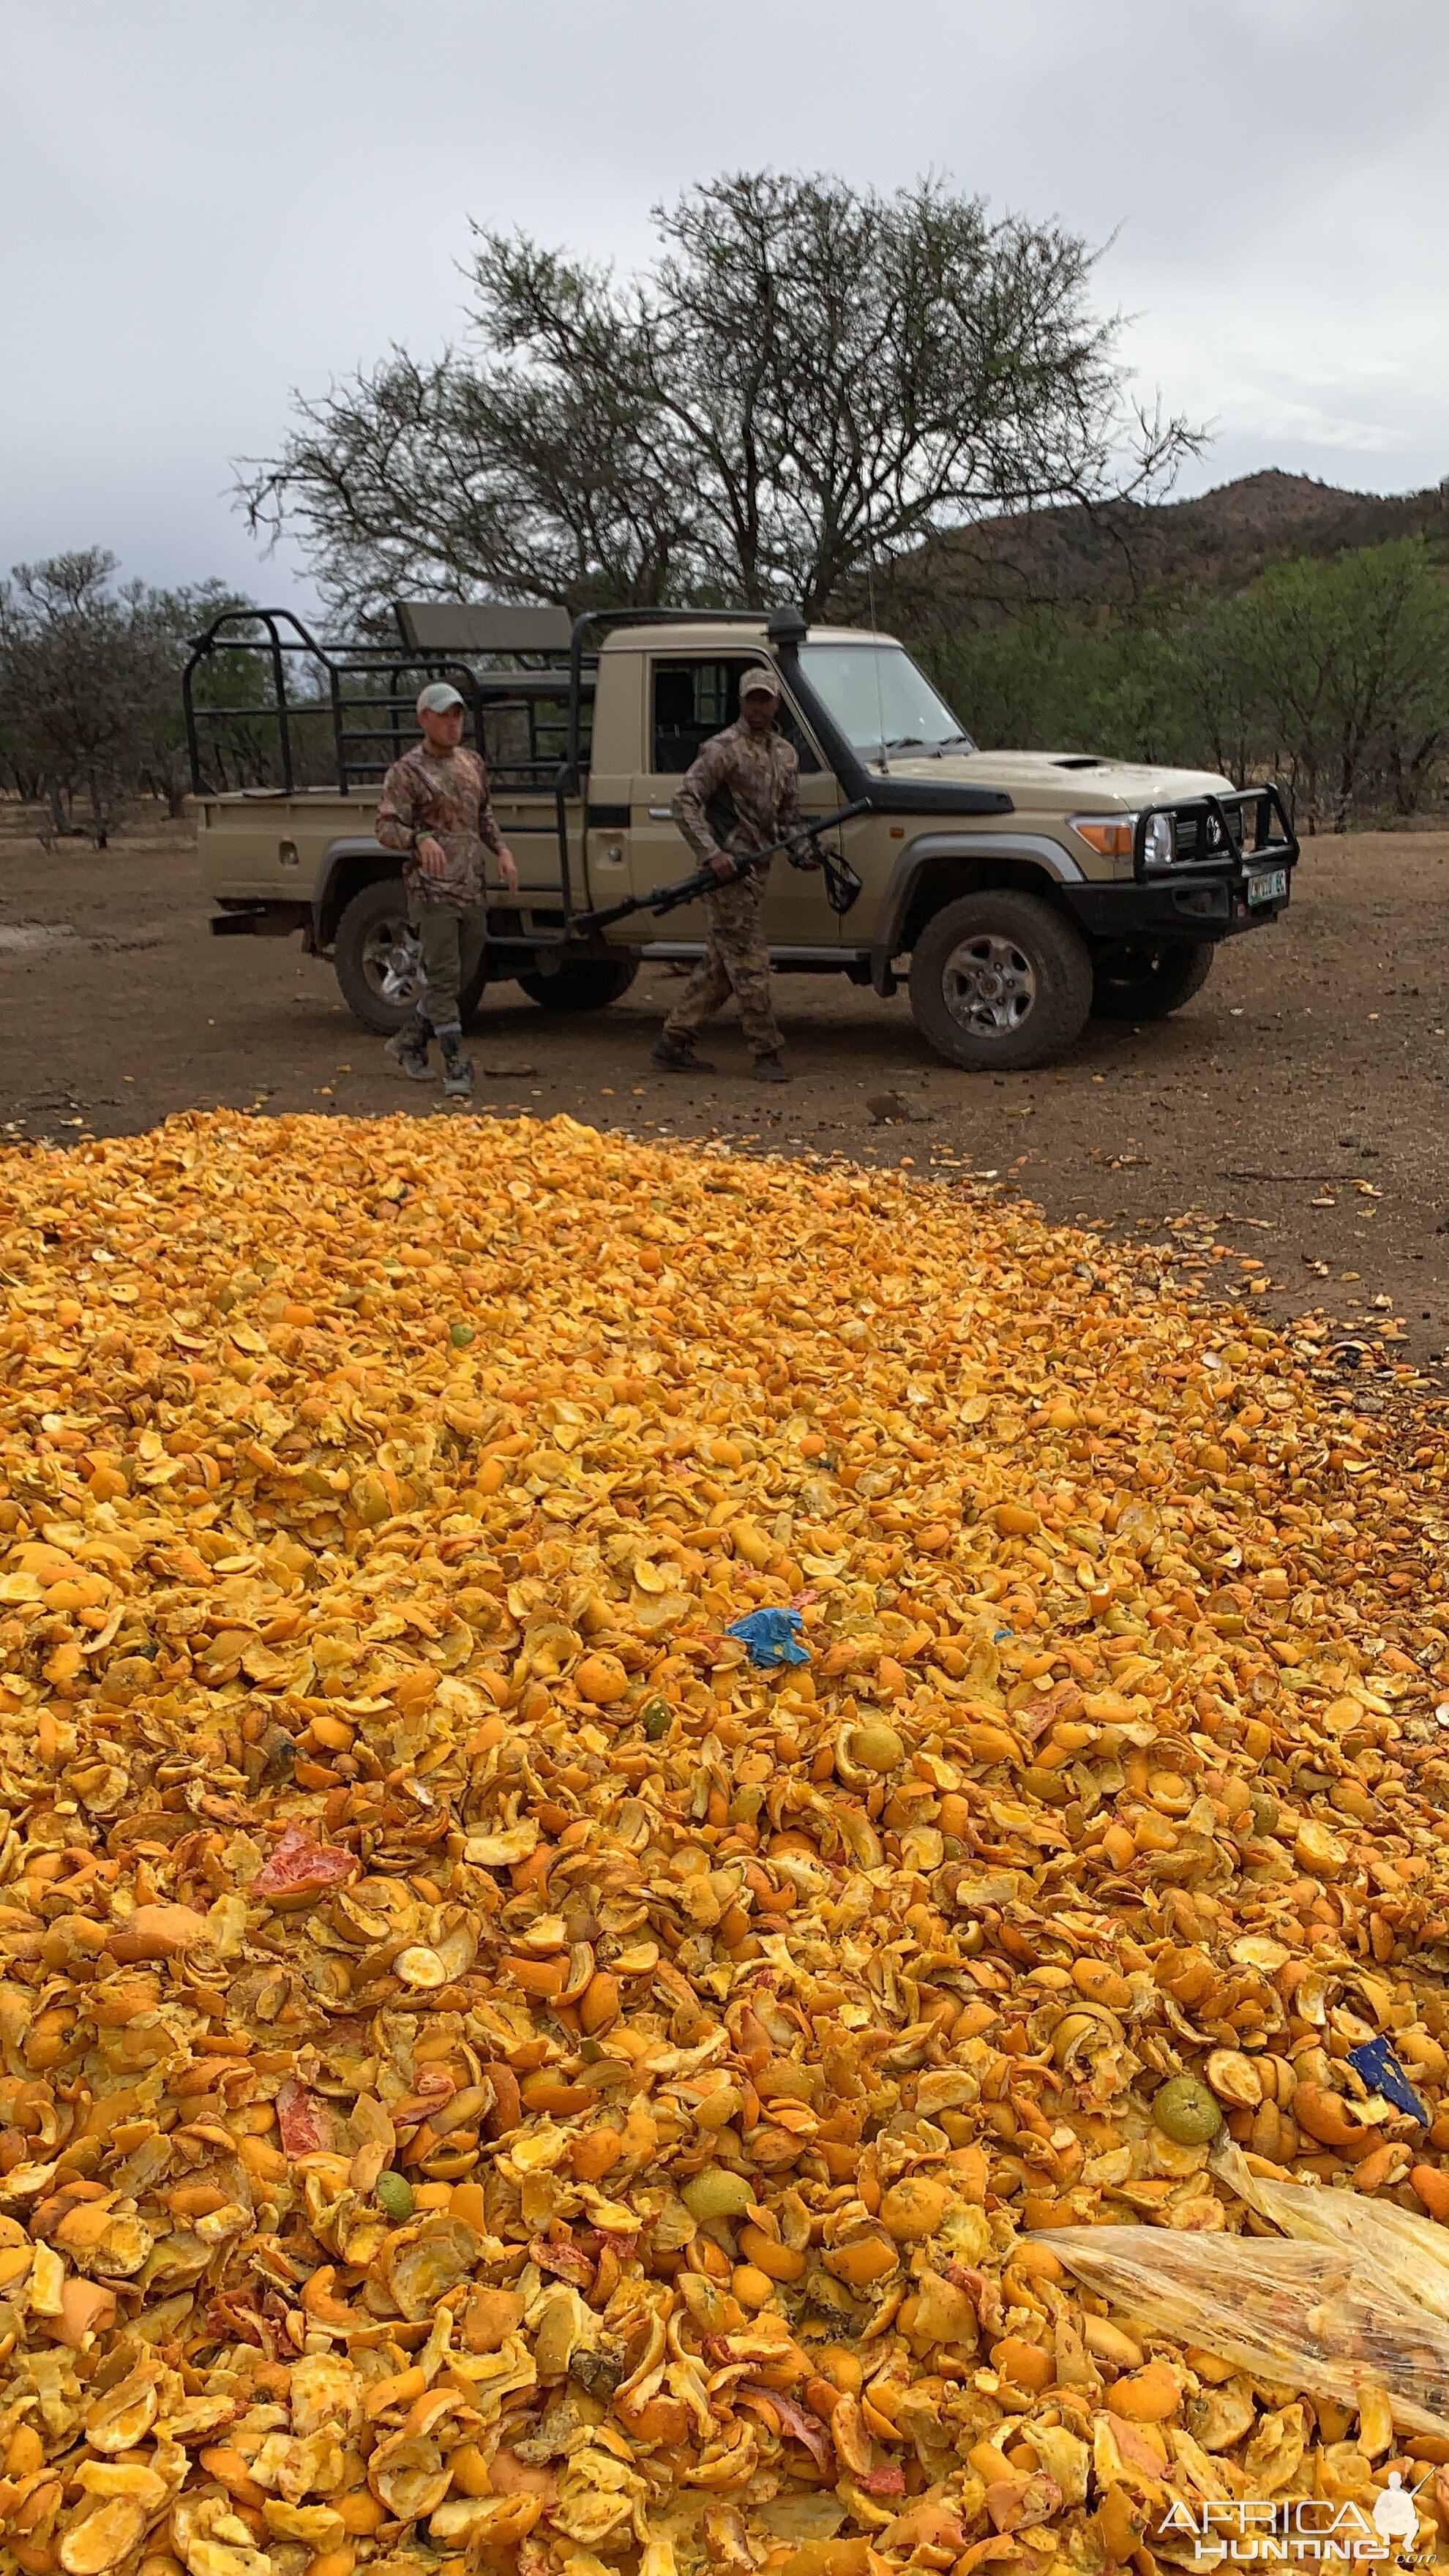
[439,1032,474,1098]
[386,1022,435,1081]
[752,1052,790,1083]
[650,1034,716,1074]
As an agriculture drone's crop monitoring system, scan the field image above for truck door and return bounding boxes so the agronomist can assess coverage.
[629,656,843,952]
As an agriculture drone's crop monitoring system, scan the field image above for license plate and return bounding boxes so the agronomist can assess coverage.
[1246,866,1288,905]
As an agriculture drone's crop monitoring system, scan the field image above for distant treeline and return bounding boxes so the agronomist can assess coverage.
[6,532,1448,849]
[909,537,1449,831]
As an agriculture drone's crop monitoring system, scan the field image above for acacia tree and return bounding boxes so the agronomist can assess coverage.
[237,340,695,621]
[238,170,1197,624]
[129,581,255,814]
[1240,541,1449,828]
[0,552,138,842]
[0,555,250,840]
[1168,593,1261,787]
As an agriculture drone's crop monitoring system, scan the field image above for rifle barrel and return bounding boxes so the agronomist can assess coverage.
[568,798,870,935]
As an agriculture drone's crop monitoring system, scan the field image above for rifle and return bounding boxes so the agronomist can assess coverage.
[574,798,871,932]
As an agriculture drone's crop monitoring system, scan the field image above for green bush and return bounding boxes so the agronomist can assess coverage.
[911,538,1449,828]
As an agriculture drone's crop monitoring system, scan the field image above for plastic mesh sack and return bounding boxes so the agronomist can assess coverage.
[1036,2222,1449,2438]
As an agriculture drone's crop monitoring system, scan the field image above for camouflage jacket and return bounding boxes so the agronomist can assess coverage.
[375,744,504,909]
[672,722,801,869]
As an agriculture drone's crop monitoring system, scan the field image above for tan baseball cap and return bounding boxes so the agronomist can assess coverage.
[416,681,465,716]
[738,665,780,703]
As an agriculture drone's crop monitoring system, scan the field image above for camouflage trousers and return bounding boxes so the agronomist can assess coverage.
[407,890,487,1033]
[661,875,782,1059]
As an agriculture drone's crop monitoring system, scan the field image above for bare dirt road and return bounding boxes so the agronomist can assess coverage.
[2,809,1446,1366]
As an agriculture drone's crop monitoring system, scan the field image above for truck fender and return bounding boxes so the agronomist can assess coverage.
[313,837,402,950]
[869,831,1087,995]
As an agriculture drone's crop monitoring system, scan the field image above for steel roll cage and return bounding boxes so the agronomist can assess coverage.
[181,607,591,803]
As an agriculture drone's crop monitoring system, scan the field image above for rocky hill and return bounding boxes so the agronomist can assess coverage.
[885,469,1449,625]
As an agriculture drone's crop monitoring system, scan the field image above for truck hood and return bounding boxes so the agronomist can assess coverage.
[872,747,1233,812]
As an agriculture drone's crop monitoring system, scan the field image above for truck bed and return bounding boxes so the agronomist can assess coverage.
[198,784,577,925]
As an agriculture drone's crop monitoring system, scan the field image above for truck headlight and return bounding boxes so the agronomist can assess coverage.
[1141,812,1176,869]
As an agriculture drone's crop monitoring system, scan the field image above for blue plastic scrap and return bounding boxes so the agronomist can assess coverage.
[1347,2034,1430,2127]
[725,1609,810,1669]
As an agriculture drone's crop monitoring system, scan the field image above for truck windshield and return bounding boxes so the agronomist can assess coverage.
[797,642,974,758]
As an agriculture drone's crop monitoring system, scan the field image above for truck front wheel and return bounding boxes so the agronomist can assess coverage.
[1090,940,1214,1022]
[907,890,1093,1071]
[517,959,639,1012]
[334,880,421,1034]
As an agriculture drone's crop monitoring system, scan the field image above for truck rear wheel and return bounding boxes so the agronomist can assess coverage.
[334,880,421,1034]
[1090,940,1214,1022]
[908,890,1093,1071]
[517,959,639,1012]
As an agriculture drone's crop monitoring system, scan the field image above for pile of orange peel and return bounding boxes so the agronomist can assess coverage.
[1,1108,1449,2576]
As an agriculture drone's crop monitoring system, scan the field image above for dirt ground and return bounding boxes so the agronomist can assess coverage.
[3,809,1446,1368]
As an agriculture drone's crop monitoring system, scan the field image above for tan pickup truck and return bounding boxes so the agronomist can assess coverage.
[190,601,1298,1070]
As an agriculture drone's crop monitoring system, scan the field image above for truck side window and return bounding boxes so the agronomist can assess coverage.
[775,698,823,774]
[651,660,821,774]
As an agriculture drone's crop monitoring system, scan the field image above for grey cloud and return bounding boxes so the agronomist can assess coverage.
[3,0,1445,611]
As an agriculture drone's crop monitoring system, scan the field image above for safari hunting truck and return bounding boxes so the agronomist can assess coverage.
[190,601,1298,1070]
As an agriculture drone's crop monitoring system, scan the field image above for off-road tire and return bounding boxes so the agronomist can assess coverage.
[334,880,421,1035]
[907,889,1093,1071]
[517,958,640,1012]
[1090,940,1214,1022]
[335,879,491,1033]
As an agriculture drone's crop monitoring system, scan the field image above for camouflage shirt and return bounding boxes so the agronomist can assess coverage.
[672,721,801,869]
[375,744,504,910]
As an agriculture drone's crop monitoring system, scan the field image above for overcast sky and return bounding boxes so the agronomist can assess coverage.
[4,0,1445,616]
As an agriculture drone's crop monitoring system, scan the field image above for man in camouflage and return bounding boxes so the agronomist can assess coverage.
[651,666,799,1083]
[375,681,518,1098]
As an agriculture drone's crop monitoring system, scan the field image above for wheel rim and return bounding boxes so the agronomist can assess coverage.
[941,932,1037,1037]
[361,916,421,1006]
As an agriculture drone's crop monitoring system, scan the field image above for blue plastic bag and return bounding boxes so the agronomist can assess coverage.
[725,1609,810,1669]
[1347,2034,1430,2127]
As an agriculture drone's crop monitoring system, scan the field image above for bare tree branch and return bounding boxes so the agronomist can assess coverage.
[236,169,1200,625]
